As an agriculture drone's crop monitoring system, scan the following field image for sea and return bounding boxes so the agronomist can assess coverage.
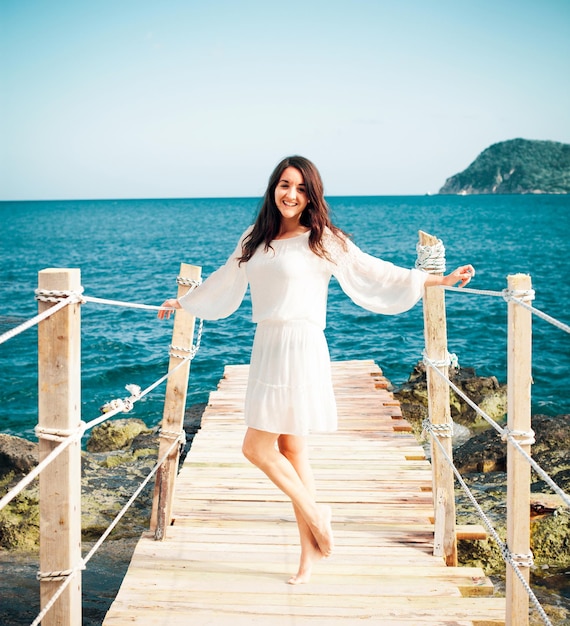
[0,195,569,624]
[1,195,568,440]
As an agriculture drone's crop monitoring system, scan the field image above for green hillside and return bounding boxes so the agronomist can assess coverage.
[439,138,570,194]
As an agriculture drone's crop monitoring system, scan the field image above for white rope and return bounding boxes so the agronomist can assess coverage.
[82,277,201,311]
[0,295,78,346]
[503,288,536,303]
[444,285,570,334]
[35,422,87,443]
[30,431,184,626]
[85,351,197,432]
[169,319,204,360]
[423,354,570,509]
[444,285,505,298]
[81,432,183,566]
[176,276,202,288]
[423,421,552,626]
[1,340,201,514]
[1,291,177,347]
[416,239,446,273]
[506,296,570,334]
[34,288,86,304]
[83,295,174,312]
[0,422,86,512]
[36,566,85,582]
[501,426,536,447]
[423,351,459,369]
[422,420,454,438]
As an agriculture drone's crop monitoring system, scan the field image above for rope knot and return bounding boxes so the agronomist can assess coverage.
[502,288,536,303]
[37,563,85,582]
[35,287,86,304]
[176,276,202,288]
[501,545,534,569]
[416,239,446,273]
[422,418,454,439]
[35,421,86,442]
[423,350,459,370]
[100,384,142,415]
[168,318,204,361]
[501,427,536,446]
[159,429,187,452]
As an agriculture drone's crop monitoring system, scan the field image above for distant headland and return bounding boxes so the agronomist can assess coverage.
[439,138,570,195]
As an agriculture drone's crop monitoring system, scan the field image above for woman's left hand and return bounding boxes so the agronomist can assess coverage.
[443,265,476,288]
[157,298,181,320]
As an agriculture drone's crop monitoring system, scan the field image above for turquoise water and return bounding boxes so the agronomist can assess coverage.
[1,195,568,441]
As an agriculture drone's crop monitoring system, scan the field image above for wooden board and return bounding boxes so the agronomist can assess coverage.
[103,360,504,625]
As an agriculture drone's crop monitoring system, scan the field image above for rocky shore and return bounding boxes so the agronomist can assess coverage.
[0,404,205,551]
[394,361,570,623]
[0,404,204,625]
[1,364,569,623]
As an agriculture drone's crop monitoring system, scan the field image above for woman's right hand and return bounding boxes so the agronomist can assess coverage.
[157,299,181,320]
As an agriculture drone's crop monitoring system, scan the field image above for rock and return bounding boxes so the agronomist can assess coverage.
[0,404,206,550]
[0,434,38,477]
[86,418,151,452]
[531,507,570,568]
[130,429,160,454]
[454,414,570,493]
[0,490,39,551]
[454,428,506,473]
[394,361,507,433]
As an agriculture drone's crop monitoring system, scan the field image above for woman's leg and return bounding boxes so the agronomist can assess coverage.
[242,427,333,559]
[278,434,330,584]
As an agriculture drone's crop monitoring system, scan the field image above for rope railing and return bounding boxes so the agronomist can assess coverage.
[444,284,570,334]
[423,353,570,510]
[423,418,553,626]
[0,310,202,515]
[0,293,81,346]
[2,248,567,624]
[30,430,185,626]
[0,275,202,348]
[0,269,202,626]
[418,234,568,626]
[3,341,200,625]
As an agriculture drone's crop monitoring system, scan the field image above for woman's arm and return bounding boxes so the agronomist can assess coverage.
[424,265,475,289]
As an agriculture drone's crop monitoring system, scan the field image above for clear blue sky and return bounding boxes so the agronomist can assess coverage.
[1,0,569,200]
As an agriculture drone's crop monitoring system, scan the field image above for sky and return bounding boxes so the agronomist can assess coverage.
[1,0,569,200]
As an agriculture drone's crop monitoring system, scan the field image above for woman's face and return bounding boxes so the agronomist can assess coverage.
[274,166,309,223]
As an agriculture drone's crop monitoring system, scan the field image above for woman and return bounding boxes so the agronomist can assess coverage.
[159,155,474,584]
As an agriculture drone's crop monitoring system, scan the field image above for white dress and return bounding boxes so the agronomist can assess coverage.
[179,228,427,436]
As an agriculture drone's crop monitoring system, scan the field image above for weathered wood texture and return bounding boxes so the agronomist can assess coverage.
[506,274,533,626]
[419,230,457,566]
[38,268,82,626]
[150,263,202,537]
[104,360,504,625]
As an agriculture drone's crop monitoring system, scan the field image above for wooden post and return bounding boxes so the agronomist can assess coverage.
[38,268,82,626]
[506,274,533,626]
[150,263,202,537]
[419,231,458,566]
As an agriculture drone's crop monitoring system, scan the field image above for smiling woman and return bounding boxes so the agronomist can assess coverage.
[274,167,309,235]
[157,154,474,585]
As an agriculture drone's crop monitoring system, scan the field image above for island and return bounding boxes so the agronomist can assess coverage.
[439,138,570,195]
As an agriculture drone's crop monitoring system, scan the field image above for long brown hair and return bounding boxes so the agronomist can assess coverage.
[238,156,346,264]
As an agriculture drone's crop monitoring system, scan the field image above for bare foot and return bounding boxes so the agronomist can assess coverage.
[310,504,334,558]
[287,539,322,585]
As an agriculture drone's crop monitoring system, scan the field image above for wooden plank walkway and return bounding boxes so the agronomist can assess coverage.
[103,359,505,625]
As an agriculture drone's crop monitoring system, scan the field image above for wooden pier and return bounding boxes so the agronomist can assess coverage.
[103,359,505,625]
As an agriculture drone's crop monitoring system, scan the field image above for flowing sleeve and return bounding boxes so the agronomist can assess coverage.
[177,228,250,320]
[327,232,428,315]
